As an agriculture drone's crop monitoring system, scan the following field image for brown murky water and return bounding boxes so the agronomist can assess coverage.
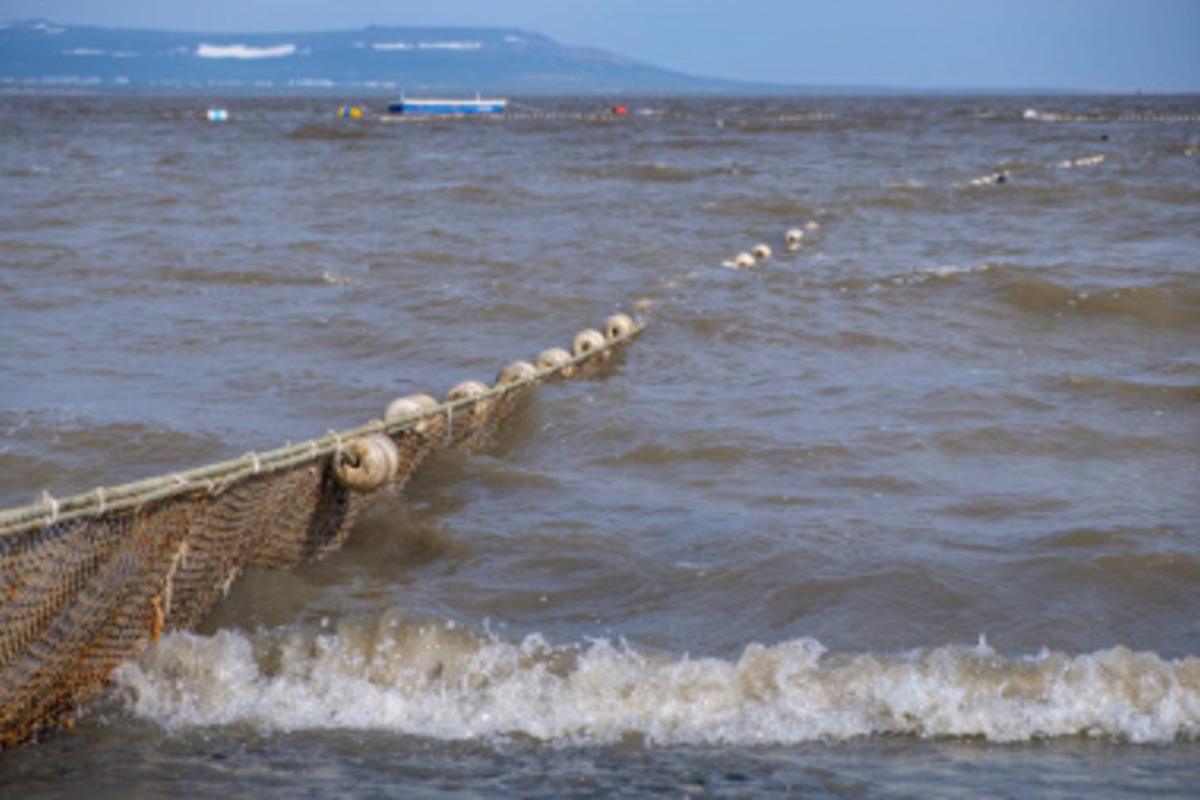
[2,93,1198,796]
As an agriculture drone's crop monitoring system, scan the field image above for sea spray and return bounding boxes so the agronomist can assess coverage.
[111,617,1200,745]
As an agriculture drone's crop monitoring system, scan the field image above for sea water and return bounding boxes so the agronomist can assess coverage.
[1,93,1198,796]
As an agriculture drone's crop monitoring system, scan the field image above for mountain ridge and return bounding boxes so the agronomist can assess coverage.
[0,18,787,96]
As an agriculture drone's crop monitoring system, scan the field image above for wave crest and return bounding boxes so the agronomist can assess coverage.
[1000,277,1200,328]
[111,618,1200,745]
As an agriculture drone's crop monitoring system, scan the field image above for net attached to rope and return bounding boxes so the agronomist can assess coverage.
[0,315,641,749]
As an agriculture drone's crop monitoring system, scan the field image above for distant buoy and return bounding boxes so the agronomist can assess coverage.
[968,170,1008,187]
[497,360,537,386]
[785,228,804,251]
[573,329,606,358]
[605,313,636,342]
[334,434,400,493]
[338,106,363,119]
[752,244,772,261]
[206,108,229,122]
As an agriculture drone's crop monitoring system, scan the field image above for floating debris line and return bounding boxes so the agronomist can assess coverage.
[1023,108,1200,124]
[0,314,642,748]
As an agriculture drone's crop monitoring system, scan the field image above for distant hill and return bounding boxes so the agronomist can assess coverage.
[0,19,779,95]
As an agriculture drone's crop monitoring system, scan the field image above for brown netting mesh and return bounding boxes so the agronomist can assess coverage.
[0,316,639,748]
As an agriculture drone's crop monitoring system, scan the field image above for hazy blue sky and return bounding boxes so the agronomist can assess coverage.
[3,0,1199,92]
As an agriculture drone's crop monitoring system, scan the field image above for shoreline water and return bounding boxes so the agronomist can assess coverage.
[1,92,1197,794]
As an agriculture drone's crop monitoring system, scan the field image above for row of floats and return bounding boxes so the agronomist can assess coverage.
[333,313,639,492]
[721,222,821,269]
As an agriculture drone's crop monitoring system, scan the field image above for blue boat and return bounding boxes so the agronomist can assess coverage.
[386,94,507,116]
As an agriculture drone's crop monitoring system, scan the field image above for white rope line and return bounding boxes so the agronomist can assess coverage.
[0,315,643,536]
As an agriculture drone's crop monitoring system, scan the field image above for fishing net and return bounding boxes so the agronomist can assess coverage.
[0,315,640,748]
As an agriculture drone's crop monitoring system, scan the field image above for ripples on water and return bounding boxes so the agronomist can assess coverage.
[1,94,1198,795]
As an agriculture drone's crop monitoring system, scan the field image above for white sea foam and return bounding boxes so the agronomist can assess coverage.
[111,619,1200,745]
[1058,154,1107,170]
[918,263,993,279]
[873,263,993,290]
[196,43,298,60]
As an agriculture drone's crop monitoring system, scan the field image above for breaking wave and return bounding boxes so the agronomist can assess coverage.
[111,616,1200,746]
